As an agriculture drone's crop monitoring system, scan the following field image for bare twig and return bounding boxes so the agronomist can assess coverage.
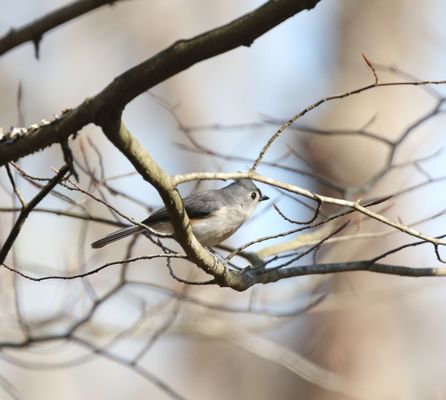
[362,52,379,85]
[1,254,185,281]
[0,0,127,58]
[251,79,446,171]
[0,165,69,264]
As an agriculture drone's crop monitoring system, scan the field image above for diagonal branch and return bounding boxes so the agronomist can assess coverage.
[0,165,69,264]
[0,0,321,165]
[101,119,248,288]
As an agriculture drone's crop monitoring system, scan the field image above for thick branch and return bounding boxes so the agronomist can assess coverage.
[0,0,321,165]
[94,0,321,113]
[102,120,250,290]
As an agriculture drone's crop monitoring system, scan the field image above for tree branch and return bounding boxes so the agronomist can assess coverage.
[253,261,446,284]
[0,0,321,165]
[0,165,69,264]
[0,0,125,58]
[101,119,250,289]
[173,171,446,248]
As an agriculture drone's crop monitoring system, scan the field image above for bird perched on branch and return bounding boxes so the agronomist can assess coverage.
[91,179,269,248]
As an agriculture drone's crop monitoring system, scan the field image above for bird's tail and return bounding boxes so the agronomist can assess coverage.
[91,225,144,248]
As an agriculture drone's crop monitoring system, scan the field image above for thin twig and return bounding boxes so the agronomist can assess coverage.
[0,166,69,264]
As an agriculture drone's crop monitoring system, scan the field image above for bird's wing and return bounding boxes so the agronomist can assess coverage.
[143,190,224,224]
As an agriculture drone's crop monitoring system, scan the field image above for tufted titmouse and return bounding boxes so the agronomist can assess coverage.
[91,179,269,248]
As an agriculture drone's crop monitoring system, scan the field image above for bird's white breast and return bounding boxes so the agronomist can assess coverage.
[190,206,249,246]
[147,206,252,247]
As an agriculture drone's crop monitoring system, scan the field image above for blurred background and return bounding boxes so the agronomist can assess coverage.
[1,0,446,399]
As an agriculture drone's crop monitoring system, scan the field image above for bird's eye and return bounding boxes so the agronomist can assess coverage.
[251,192,257,200]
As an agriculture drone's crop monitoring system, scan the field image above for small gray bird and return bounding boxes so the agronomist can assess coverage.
[91,179,269,248]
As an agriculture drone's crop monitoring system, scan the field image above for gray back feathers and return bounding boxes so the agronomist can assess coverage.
[145,179,260,223]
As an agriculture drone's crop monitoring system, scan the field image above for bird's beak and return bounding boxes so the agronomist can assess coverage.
[259,193,269,202]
